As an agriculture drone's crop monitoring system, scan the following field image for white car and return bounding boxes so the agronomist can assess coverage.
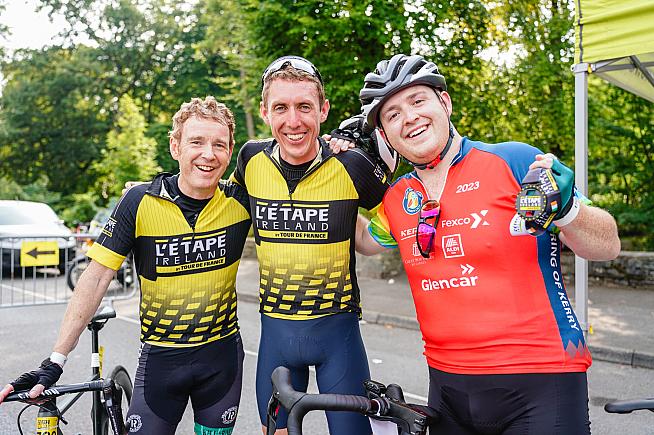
[0,200,76,272]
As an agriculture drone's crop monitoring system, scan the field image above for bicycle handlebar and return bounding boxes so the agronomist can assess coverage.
[5,378,126,435]
[269,366,435,435]
[605,398,654,414]
[3,380,107,402]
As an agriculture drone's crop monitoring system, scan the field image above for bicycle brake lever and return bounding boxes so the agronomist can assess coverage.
[364,379,387,398]
[102,379,126,435]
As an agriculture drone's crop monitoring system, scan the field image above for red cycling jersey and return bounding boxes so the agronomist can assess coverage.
[369,138,591,375]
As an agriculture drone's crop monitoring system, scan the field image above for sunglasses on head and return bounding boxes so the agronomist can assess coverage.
[416,199,440,258]
[261,55,323,86]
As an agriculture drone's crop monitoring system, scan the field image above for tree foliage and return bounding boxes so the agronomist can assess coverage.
[93,95,160,199]
[0,46,111,194]
[0,0,651,246]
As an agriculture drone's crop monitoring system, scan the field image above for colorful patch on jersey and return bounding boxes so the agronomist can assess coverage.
[402,188,423,215]
[102,217,117,238]
[441,234,465,258]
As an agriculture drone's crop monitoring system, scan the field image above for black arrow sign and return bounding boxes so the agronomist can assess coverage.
[26,248,56,259]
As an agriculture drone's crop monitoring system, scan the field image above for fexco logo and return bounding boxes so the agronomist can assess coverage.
[421,263,478,291]
[441,210,489,229]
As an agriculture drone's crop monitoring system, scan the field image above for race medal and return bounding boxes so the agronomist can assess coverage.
[515,168,561,236]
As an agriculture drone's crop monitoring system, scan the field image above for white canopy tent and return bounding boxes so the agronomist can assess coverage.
[573,0,654,331]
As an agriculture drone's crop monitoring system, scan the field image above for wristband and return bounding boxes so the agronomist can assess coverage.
[554,197,581,227]
[50,352,68,368]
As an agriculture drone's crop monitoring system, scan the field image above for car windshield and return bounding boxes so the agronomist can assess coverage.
[0,203,60,225]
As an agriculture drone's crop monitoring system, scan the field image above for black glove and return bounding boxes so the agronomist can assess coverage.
[10,358,63,392]
[330,114,398,178]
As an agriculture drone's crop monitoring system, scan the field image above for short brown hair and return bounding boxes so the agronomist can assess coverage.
[261,68,326,108]
[169,96,235,148]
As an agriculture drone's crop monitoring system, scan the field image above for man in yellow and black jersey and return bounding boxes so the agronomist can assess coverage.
[234,137,386,318]
[91,171,250,346]
[0,97,251,435]
[232,56,388,435]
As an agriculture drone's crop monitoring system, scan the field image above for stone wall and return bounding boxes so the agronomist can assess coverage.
[559,251,654,289]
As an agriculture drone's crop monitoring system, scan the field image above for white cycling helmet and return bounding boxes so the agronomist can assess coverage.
[359,54,446,131]
[336,115,399,177]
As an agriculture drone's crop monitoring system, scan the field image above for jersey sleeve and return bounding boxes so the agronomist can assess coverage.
[480,141,592,232]
[87,186,145,270]
[368,201,398,248]
[339,148,389,211]
[231,140,268,190]
[231,146,247,188]
[220,179,251,217]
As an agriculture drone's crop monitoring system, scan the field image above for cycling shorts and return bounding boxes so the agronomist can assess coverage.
[256,312,372,434]
[427,367,590,435]
[125,333,244,434]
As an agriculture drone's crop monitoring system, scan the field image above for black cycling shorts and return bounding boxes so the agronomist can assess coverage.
[256,313,372,434]
[125,333,244,434]
[427,367,590,435]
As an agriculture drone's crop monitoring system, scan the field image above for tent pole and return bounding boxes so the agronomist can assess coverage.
[573,63,589,337]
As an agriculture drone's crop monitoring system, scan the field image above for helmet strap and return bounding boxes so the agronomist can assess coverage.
[408,122,454,170]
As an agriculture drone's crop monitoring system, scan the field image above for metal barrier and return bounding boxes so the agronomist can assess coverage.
[0,234,138,308]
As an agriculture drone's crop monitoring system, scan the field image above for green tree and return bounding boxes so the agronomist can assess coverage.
[0,46,111,194]
[208,0,412,133]
[39,0,249,168]
[587,79,654,249]
[93,95,160,199]
[487,1,576,159]
[201,0,259,139]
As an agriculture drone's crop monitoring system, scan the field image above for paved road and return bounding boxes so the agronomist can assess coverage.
[1,298,653,434]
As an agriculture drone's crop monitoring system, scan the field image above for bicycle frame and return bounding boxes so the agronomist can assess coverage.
[5,305,128,435]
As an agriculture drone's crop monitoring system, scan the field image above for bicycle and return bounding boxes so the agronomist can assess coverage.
[266,366,439,435]
[66,252,136,292]
[3,305,133,435]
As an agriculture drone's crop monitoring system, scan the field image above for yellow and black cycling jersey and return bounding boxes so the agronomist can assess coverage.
[232,138,388,320]
[87,173,251,347]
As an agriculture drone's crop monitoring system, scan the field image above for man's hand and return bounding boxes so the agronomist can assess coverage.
[529,154,575,220]
[0,358,63,404]
[122,181,148,196]
[322,133,355,154]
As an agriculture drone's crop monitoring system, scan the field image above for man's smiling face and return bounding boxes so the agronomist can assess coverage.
[260,78,330,164]
[170,115,232,199]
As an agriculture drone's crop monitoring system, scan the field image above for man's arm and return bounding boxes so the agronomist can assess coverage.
[355,214,388,256]
[527,153,620,261]
[558,203,620,261]
[52,260,117,356]
[0,260,116,402]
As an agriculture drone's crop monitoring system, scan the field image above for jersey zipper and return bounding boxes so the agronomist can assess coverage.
[264,145,332,200]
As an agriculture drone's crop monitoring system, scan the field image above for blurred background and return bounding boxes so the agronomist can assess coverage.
[0,0,651,249]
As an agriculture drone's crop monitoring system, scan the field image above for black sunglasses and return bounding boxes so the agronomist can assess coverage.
[261,55,323,86]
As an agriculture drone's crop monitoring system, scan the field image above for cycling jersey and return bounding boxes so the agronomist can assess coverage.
[369,138,592,374]
[232,137,388,320]
[88,173,251,347]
